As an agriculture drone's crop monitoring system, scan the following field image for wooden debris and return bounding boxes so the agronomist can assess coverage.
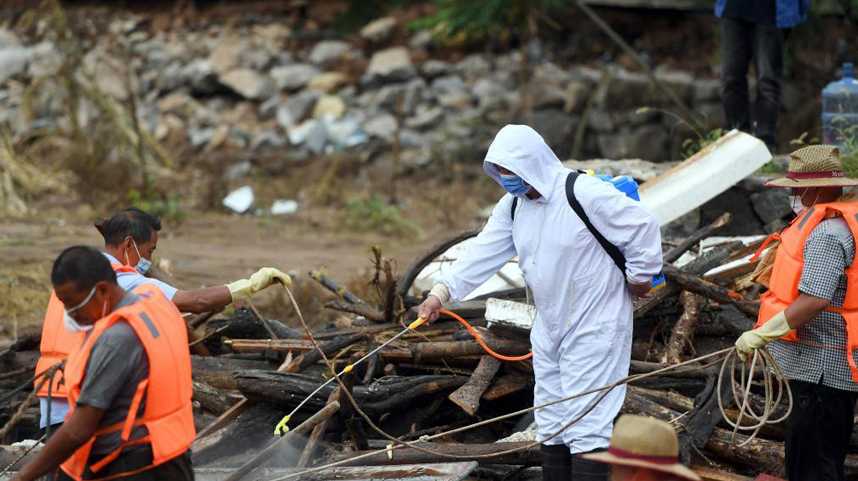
[448,355,502,416]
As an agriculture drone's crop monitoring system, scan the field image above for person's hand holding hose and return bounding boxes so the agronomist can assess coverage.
[417,283,450,322]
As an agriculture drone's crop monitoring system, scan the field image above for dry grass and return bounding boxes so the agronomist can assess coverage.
[0,259,51,339]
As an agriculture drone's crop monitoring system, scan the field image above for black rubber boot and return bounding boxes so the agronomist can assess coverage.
[571,451,610,481]
[541,444,572,481]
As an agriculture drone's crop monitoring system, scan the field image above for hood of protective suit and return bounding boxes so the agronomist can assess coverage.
[483,125,567,201]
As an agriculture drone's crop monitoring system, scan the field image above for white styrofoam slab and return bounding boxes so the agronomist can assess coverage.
[485,297,536,330]
[639,129,772,225]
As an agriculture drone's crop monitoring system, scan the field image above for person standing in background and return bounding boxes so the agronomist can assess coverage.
[715,0,810,151]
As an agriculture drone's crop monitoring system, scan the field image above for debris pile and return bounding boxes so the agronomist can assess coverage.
[2,209,858,481]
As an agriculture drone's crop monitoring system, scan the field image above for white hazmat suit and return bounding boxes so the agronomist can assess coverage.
[439,125,663,453]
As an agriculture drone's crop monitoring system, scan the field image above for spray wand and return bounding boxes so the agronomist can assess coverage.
[273,317,428,435]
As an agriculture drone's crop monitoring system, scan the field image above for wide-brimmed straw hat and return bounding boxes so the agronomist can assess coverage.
[766,145,858,188]
[582,415,701,481]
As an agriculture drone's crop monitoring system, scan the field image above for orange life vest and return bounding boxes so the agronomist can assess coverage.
[35,263,137,398]
[755,201,858,381]
[60,284,195,481]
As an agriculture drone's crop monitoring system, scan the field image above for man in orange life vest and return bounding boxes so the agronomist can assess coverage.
[735,145,858,481]
[37,208,290,434]
[14,246,195,481]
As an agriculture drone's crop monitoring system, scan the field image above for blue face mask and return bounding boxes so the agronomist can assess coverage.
[499,173,530,197]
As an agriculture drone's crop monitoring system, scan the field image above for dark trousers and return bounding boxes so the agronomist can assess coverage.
[720,16,784,149]
[785,380,858,481]
[56,451,194,481]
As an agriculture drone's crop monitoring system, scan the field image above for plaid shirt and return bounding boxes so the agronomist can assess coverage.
[769,218,858,392]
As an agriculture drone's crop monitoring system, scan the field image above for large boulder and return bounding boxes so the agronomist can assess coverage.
[220,69,275,100]
[271,64,320,91]
[0,46,32,84]
[360,17,397,43]
[276,90,320,129]
[750,188,791,226]
[309,40,350,67]
[597,124,669,161]
[528,110,577,159]
[365,47,416,83]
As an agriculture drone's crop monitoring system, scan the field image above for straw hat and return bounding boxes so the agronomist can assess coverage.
[766,145,858,188]
[581,415,700,481]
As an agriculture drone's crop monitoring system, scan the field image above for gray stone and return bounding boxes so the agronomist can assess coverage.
[364,113,398,141]
[304,121,329,154]
[271,64,320,91]
[405,105,444,130]
[750,188,791,225]
[0,47,31,84]
[0,29,21,49]
[534,62,572,86]
[360,17,397,43]
[366,47,415,82]
[220,69,275,100]
[189,126,216,147]
[562,159,675,181]
[369,79,425,114]
[431,75,466,95]
[225,160,253,180]
[309,40,350,67]
[529,110,577,159]
[398,128,427,149]
[472,78,507,109]
[251,130,288,151]
[654,68,694,103]
[456,54,491,80]
[182,59,220,95]
[597,124,669,161]
[259,96,282,119]
[401,147,433,167]
[276,90,320,129]
[409,30,434,50]
[421,59,451,78]
[563,81,589,114]
[693,78,721,102]
[209,37,245,74]
[27,42,62,78]
[662,209,701,241]
[532,85,567,111]
[587,110,616,133]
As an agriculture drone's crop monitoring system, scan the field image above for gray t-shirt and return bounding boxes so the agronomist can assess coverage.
[77,293,149,455]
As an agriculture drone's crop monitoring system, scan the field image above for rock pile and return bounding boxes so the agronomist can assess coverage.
[0,13,727,178]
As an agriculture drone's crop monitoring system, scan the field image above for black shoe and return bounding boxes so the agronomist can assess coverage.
[571,450,610,481]
[541,444,572,481]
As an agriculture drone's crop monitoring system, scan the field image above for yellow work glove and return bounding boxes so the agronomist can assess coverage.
[227,267,292,301]
[735,310,791,361]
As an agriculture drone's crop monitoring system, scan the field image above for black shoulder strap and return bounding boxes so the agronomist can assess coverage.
[566,172,627,275]
[510,196,519,222]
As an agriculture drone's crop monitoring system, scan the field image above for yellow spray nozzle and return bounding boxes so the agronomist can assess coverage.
[408,317,427,330]
[343,364,354,374]
[274,415,291,436]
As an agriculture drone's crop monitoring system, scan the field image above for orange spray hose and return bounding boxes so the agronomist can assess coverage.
[440,308,533,362]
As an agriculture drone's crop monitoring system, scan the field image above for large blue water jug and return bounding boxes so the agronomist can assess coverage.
[822,63,858,148]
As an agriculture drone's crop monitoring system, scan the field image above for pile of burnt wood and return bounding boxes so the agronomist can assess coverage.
[3,212,858,481]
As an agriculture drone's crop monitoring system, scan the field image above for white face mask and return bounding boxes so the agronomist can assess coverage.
[62,286,104,333]
[64,311,93,333]
[789,194,804,215]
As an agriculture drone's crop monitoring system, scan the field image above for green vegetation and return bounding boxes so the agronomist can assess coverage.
[411,0,568,43]
[343,195,422,238]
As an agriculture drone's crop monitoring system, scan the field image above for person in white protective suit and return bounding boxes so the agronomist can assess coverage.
[418,125,663,481]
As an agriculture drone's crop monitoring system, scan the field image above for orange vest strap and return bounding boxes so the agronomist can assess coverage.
[752,232,781,262]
